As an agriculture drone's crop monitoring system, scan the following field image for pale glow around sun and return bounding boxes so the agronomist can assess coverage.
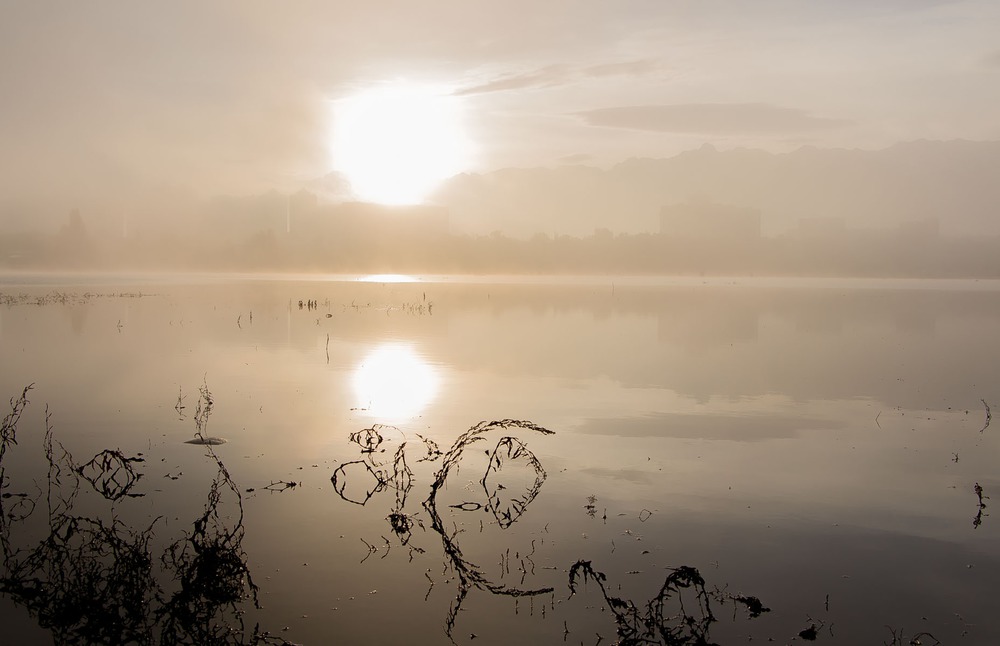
[353,343,439,421]
[331,83,472,205]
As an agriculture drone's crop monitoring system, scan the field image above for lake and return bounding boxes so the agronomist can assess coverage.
[1,273,999,645]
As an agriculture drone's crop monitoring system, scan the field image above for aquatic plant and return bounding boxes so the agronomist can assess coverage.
[0,387,291,646]
[76,449,146,501]
[567,560,769,646]
[423,419,555,642]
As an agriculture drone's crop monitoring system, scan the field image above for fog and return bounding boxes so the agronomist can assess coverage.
[6,5,1000,644]
[2,1,999,274]
[2,141,999,277]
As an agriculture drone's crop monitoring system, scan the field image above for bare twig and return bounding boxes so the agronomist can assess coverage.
[261,480,298,493]
[973,482,989,529]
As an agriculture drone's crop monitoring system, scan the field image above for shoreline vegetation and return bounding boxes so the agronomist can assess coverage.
[2,224,999,279]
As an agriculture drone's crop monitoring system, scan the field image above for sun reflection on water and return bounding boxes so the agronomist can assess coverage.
[357,274,418,283]
[352,343,439,421]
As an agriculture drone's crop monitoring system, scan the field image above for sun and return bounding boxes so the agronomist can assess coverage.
[330,83,472,205]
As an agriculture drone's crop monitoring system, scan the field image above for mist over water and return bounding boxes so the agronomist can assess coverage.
[6,140,1000,279]
[3,2,1000,643]
[2,274,999,644]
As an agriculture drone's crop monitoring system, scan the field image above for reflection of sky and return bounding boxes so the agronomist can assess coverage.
[3,278,1000,643]
[4,279,1000,425]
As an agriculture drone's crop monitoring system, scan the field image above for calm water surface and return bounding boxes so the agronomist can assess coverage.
[1,274,999,645]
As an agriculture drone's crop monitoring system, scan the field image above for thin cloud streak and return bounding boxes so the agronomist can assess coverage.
[455,59,663,96]
[575,103,853,135]
[454,64,572,96]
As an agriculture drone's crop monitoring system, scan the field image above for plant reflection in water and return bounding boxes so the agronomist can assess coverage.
[331,419,555,638]
[424,420,556,640]
[568,560,770,646]
[3,382,774,645]
[331,418,774,645]
[332,423,428,556]
[0,385,292,646]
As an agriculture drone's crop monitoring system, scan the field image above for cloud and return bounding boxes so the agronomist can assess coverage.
[582,58,662,78]
[454,65,573,96]
[983,50,1000,69]
[575,103,852,134]
[455,59,662,96]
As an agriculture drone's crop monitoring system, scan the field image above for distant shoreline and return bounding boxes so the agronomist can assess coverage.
[3,270,1000,292]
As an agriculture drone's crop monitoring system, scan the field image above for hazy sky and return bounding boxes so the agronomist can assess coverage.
[2,0,999,204]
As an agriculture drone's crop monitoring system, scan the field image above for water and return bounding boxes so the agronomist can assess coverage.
[1,274,999,645]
